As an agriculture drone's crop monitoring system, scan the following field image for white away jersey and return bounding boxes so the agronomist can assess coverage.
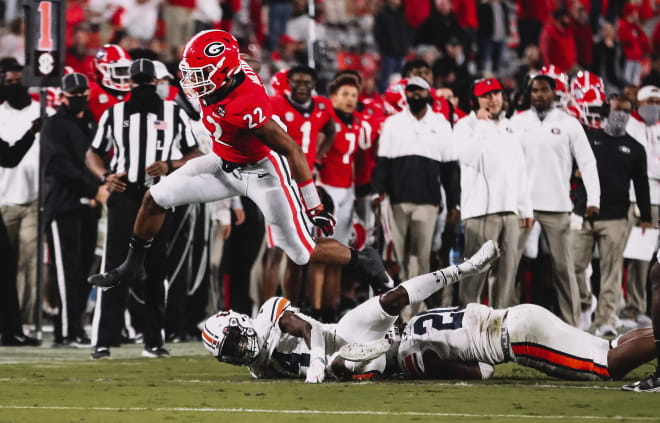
[397,304,507,377]
[249,297,338,379]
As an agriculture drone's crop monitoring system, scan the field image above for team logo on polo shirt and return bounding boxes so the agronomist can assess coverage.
[505,127,513,133]
[285,112,294,122]
[551,128,561,135]
[619,145,631,154]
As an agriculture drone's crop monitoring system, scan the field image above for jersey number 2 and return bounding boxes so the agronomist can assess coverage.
[243,107,266,129]
[413,307,465,335]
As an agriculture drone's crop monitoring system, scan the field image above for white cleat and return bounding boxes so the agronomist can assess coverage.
[457,240,501,277]
[338,338,391,362]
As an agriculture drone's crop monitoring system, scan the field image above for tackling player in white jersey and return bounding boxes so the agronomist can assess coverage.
[201,240,500,383]
[343,302,656,382]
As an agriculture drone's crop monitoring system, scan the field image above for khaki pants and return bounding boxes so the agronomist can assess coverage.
[459,213,521,308]
[572,219,629,327]
[389,202,438,320]
[1,201,38,324]
[623,204,660,317]
[519,211,580,326]
[206,221,226,317]
[163,5,195,61]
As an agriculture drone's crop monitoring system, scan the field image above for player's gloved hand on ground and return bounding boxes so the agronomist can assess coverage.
[305,357,326,383]
[307,205,336,237]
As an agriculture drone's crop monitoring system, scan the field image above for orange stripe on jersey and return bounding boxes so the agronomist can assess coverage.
[351,372,379,381]
[512,343,610,378]
[202,329,217,346]
[274,297,290,322]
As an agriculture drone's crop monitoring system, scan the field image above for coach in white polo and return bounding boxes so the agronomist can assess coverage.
[455,78,533,309]
[511,74,601,326]
[622,85,660,327]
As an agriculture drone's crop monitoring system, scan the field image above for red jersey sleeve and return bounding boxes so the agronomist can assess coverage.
[224,90,273,131]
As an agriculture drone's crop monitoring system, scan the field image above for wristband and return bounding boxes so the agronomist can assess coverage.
[299,179,321,211]
[101,171,111,183]
[166,159,174,174]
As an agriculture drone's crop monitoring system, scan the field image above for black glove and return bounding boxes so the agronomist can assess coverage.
[307,206,336,236]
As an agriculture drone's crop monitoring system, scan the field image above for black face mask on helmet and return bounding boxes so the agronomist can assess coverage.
[3,84,31,109]
[65,95,89,115]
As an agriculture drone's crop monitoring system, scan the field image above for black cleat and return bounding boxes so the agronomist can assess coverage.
[622,370,660,392]
[88,262,146,289]
[90,347,111,360]
[141,346,170,358]
[1,333,41,347]
[53,336,92,349]
[354,247,394,295]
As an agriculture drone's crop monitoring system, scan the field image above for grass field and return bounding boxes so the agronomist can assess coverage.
[0,341,658,423]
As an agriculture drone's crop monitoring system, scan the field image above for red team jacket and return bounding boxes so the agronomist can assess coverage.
[270,95,335,171]
[200,62,273,164]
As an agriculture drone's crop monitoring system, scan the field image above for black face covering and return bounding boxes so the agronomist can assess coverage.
[408,96,430,114]
[4,84,31,109]
[65,96,88,115]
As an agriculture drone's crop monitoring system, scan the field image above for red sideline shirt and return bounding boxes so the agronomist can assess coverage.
[319,112,362,188]
[270,94,334,171]
[88,81,126,122]
[200,62,272,164]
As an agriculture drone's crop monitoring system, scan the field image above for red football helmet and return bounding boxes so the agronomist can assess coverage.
[179,30,242,99]
[384,78,407,115]
[540,65,569,94]
[270,68,290,96]
[571,71,605,100]
[575,87,607,128]
[94,44,131,92]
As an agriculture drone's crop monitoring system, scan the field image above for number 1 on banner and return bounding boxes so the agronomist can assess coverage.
[37,1,54,51]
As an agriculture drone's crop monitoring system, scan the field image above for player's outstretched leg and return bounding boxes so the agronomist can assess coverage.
[88,191,167,288]
[379,240,500,316]
[338,240,500,362]
[622,261,660,392]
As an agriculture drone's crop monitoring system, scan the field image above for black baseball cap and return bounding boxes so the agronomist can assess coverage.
[61,72,89,94]
[129,58,156,81]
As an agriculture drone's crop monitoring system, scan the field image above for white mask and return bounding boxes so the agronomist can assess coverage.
[156,82,170,100]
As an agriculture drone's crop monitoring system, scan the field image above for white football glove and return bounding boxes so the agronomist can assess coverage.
[305,358,326,384]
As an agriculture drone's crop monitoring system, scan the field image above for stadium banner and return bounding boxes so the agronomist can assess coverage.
[23,0,67,87]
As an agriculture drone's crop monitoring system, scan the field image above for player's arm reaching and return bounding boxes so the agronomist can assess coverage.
[278,310,327,383]
[315,117,336,164]
[253,119,335,236]
[421,351,493,380]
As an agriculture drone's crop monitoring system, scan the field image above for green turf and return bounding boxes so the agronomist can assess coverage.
[0,342,658,423]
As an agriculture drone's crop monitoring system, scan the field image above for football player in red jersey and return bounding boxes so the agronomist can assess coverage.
[264,66,337,304]
[88,30,393,298]
[306,75,365,321]
[88,44,131,121]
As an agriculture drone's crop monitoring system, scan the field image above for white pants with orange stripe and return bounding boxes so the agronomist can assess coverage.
[505,304,611,381]
[151,152,316,265]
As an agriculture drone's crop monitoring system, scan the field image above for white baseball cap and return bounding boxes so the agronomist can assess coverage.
[638,85,660,102]
[406,76,431,91]
[154,60,174,80]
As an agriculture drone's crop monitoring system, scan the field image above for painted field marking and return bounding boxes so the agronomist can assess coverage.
[0,405,656,420]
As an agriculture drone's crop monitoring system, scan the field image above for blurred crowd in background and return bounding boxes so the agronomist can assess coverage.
[1,0,660,352]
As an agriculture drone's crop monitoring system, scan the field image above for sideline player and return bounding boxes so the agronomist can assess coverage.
[201,240,500,382]
[622,256,660,392]
[88,30,392,294]
[342,303,656,382]
[264,66,336,303]
[88,44,132,121]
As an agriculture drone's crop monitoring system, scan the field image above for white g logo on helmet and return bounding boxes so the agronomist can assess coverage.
[204,42,226,57]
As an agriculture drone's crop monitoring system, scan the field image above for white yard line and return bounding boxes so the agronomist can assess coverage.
[0,405,655,420]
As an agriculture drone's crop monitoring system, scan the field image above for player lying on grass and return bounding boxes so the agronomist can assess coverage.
[621,253,660,392]
[201,240,500,383]
[338,303,657,382]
